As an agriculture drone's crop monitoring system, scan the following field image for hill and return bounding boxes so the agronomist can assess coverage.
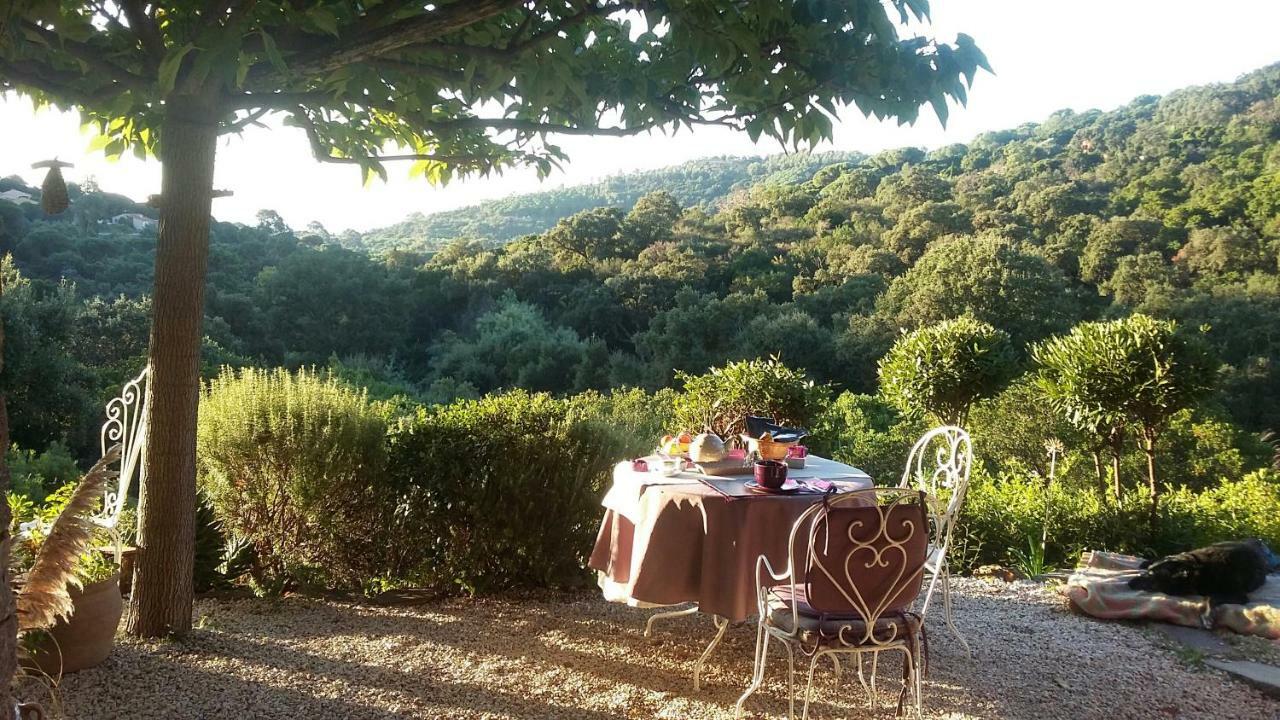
[2,62,1279,466]
[354,151,865,253]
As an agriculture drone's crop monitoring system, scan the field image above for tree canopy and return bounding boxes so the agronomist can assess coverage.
[2,0,988,182]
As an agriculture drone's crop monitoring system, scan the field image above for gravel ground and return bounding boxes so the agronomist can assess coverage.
[28,579,1280,719]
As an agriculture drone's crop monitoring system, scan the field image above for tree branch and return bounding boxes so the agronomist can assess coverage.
[210,0,259,27]
[228,89,729,138]
[0,58,119,106]
[283,0,524,78]
[367,58,520,97]
[416,0,623,62]
[120,0,165,62]
[18,20,149,90]
[221,107,270,133]
[290,107,495,167]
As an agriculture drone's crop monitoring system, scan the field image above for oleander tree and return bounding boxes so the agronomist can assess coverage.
[0,1,988,642]
[1033,314,1217,518]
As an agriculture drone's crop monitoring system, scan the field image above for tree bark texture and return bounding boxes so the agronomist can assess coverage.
[124,100,218,638]
[1143,432,1161,529]
[1111,452,1122,503]
[0,264,18,710]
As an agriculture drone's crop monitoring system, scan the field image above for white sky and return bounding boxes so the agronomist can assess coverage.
[2,0,1278,233]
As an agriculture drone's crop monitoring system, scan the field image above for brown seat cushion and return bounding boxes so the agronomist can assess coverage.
[767,584,922,640]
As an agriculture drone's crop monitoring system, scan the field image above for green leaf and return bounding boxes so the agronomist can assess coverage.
[87,134,113,152]
[260,31,287,73]
[235,51,253,88]
[158,43,196,93]
[307,8,340,37]
[930,96,949,127]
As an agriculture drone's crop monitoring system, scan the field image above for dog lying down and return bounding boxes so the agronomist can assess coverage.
[1128,539,1271,606]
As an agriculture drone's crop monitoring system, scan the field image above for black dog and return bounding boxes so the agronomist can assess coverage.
[1128,540,1270,606]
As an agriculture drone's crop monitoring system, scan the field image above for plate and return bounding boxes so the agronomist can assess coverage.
[744,479,802,495]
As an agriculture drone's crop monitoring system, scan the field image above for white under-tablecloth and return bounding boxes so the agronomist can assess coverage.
[600,454,872,524]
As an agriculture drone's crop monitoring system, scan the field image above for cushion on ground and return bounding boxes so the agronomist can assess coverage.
[1063,550,1280,639]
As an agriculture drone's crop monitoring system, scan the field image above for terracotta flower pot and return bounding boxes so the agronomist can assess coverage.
[26,572,123,675]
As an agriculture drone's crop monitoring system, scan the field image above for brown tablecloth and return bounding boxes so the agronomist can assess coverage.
[588,458,873,623]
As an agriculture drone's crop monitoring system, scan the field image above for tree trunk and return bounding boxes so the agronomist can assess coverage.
[1110,451,1122,502]
[124,100,218,638]
[1091,450,1104,493]
[0,264,18,711]
[1143,432,1160,529]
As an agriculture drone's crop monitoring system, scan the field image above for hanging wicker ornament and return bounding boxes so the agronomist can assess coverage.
[32,159,74,216]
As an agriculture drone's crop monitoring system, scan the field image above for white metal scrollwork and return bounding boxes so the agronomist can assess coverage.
[736,487,934,720]
[900,426,972,543]
[94,365,148,562]
[899,425,973,656]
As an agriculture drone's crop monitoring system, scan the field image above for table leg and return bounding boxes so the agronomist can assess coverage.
[644,604,700,638]
[693,615,729,691]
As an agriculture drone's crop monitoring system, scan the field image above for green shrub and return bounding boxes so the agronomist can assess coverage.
[878,316,1018,426]
[673,357,829,439]
[6,441,81,500]
[1169,470,1280,549]
[386,390,631,594]
[197,367,392,592]
[9,479,119,586]
[968,377,1082,479]
[568,386,677,457]
[952,469,1280,572]
[1154,410,1273,489]
[811,392,923,480]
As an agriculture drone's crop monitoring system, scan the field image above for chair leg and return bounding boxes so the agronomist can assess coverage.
[693,615,729,691]
[801,650,823,720]
[831,653,842,682]
[869,650,880,696]
[940,566,972,657]
[644,604,699,638]
[895,647,916,719]
[786,641,797,720]
[920,565,942,617]
[735,630,771,719]
[908,645,924,718]
[854,652,873,706]
[914,649,924,718]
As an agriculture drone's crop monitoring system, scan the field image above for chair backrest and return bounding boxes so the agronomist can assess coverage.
[898,426,972,546]
[786,488,931,646]
[93,365,148,537]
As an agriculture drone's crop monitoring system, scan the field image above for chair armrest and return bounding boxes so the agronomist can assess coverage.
[754,553,802,635]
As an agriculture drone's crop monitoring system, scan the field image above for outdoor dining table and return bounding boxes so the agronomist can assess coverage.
[588,454,873,689]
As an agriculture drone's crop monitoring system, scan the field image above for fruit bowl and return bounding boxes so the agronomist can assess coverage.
[740,433,795,461]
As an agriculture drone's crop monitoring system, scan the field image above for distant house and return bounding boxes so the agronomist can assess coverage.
[0,189,36,205]
[112,212,158,231]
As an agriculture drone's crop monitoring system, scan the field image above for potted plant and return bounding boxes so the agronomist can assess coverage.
[10,450,122,676]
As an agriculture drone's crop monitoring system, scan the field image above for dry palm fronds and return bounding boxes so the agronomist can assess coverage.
[1263,430,1280,471]
[31,159,74,216]
[16,445,120,632]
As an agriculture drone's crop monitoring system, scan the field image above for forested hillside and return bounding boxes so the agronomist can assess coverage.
[2,62,1278,471]
[354,151,864,252]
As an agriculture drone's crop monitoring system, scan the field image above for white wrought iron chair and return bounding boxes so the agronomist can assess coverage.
[734,487,934,719]
[92,365,149,564]
[898,426,972,655]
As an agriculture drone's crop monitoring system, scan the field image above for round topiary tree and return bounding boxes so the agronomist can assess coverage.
[877,317,1018,426]
[673,357,829,441]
